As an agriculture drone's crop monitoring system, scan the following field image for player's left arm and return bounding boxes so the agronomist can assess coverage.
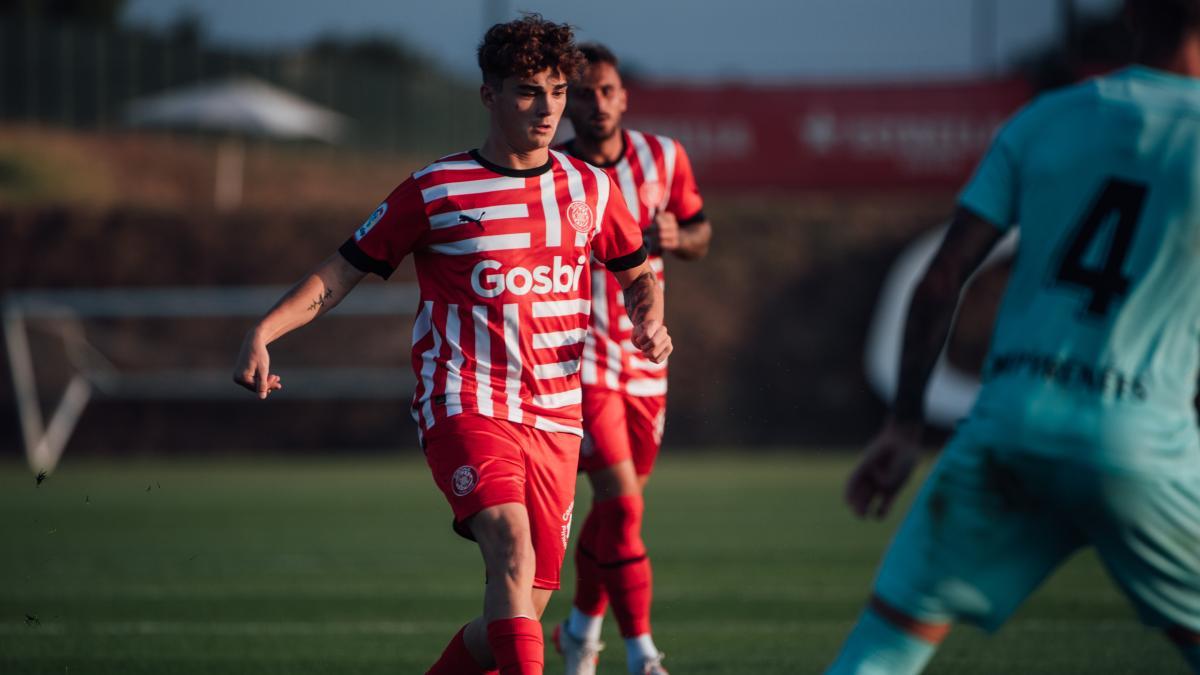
[845,209,1004,519]
[650,140,711,260]
[595,171,672,363]
[613,261,671,363]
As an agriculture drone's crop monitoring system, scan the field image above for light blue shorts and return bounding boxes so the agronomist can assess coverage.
[873,429,1200,633]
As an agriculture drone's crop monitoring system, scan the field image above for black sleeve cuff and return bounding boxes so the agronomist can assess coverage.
[338,238,395,279]
[605,245,648,273]
[678,209,707,226]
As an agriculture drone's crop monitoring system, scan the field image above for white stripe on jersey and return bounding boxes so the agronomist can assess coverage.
[534,416,583,437]
[604,336,622,389]
[421,176,525,202]
[534,360,581,380]
[533,328,587,349]
[581,333,598,385]
[618,315,633,331]
[657,135,677,206]
[626,377,668,397]
[532,299,591,317]
[628,130,660,189]
[428,233,530,255]
[472,306,494,417]
[444,304,464,416]
[650,258,664,273]
[416,301,442,428]
[590,269,622,390]
[539,168,562,247]
[533,388,581,409]
[413,159,481,179]
[428,204,529,230]
[630,355,667,371]
[503,303,523,424]
[615,157,640,223]
[585,163,610,243]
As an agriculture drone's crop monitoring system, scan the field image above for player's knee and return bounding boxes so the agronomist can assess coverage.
[589,461,640,500]
[595,494,646,560]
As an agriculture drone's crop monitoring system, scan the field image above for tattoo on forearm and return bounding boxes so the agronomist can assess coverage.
[307,288,334,312]
[623,272,656,326]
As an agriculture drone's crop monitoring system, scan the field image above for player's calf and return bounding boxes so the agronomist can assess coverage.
[825,595,949,675]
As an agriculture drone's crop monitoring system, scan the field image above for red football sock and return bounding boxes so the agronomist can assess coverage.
[594,494,653,638]
[486,617,544,675]
[573,508,609,616]
[426,624,497,675]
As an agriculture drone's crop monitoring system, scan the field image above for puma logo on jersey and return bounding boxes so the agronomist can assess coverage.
[471,256,587,299]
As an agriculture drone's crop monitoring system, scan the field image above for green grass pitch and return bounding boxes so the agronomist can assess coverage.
[0,452,1187,674]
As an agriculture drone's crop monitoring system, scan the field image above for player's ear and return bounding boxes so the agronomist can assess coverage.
[480,81,498,110]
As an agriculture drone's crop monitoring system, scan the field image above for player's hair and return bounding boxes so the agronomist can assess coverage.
[1126,0,1200,56]
[477,14,585,87]
[578,42,619,69]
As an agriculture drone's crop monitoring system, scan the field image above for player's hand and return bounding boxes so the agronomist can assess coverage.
[647,211,681,251]
[845,418,922,519]
[632,318,672,364]
[232,330,282,400]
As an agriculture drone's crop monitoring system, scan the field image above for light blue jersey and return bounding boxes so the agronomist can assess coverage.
[959,66,1200,474]
[830,69,1200,675]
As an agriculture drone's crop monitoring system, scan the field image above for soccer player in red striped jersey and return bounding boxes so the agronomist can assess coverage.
[551,44,711,675]
[232,17,671,675]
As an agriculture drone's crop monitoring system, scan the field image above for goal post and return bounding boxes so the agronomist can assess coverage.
[3,284,419,475]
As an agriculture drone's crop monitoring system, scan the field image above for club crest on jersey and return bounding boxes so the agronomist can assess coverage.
[451,465,478,497]
[567,200,594,234]
[639,181,665,210]
[355,202,388,241]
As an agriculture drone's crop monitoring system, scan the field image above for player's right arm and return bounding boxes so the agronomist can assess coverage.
[845,103,1031,519]
[233,254,366,399]
[233,178,429,399]
[845,210,1003,518]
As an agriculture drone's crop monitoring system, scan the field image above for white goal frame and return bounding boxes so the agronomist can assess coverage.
[3,284,418,475]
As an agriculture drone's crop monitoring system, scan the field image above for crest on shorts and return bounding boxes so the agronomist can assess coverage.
[451,465,478,497]
[638,181,665,210]
[567,201,594,234]
[355,202,388,241]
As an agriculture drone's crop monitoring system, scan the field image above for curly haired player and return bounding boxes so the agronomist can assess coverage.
[233,15,671,675]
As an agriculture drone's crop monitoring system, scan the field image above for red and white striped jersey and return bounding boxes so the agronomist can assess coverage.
[558,129,705,397]
[339,149,646,437]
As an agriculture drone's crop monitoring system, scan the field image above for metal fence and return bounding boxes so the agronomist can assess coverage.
[0,19,487,156]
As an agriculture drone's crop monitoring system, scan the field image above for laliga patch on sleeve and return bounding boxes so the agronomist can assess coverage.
[355,202,388,241]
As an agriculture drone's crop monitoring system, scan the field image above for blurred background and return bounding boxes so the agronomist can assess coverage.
[0,0,1131,461]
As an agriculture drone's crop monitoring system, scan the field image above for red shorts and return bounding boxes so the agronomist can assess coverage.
[579,386,667,476]
[422,413,581,590]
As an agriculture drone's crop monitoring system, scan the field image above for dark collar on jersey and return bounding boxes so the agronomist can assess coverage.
[469,149,553,177]
[564,130,628,169]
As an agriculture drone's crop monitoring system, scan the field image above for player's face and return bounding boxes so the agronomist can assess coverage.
[567,62,626,142]
[482,69,568,154]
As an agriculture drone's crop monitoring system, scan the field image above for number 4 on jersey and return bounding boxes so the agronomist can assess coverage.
[1054,178,1149,317]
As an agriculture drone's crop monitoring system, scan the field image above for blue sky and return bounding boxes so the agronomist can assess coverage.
[124,0,1123,83]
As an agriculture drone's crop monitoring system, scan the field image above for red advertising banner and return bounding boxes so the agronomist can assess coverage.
[618,79,1033,190]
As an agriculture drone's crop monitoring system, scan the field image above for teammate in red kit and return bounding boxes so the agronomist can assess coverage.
[551,44,711,675]
[232,17,671,675]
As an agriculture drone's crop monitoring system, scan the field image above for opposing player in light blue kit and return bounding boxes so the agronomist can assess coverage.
[827,1,1200,672]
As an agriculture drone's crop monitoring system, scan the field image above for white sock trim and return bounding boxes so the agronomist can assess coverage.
[568,607,604,644]
[625,633,658,665]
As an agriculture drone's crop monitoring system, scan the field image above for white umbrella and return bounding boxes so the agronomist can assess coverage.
[125,76,347,210]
